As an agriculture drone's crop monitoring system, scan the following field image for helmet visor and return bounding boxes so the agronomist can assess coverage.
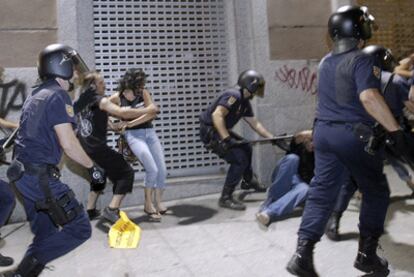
[255,80,265,98]
[69,50,89,74]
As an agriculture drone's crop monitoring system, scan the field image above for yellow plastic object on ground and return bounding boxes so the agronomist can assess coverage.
[108,211,141,249]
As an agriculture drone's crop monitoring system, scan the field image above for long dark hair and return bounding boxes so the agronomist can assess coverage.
[118,68,147,96]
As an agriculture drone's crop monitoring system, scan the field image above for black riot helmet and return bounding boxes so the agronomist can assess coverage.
[362,45,397,72]
[237,70,265,98]
[328,6,376,53]
[38,43,89,81]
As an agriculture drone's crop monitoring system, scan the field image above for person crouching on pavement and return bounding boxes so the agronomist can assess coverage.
[74,71,144,223]
[199,70,276,210]
[256,130,314,227]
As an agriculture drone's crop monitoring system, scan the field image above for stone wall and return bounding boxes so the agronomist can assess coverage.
[0,0,57,67]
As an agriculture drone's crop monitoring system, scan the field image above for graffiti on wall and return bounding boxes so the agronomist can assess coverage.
[274,65,318,95]
[0,80,26,118]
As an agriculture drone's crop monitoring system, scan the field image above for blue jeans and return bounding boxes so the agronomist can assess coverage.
[15,174,91,264]
[259,154,309,222]
[0,179,15,227]
[125,128,167,188]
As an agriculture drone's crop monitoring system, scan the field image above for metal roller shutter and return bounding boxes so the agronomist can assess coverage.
[93,0,228,178]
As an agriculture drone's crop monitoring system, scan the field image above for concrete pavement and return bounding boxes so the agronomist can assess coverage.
[0,165,413,277]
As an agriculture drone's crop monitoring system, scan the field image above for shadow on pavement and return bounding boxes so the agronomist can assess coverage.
[382,194,414,275]
[94,204,218,233]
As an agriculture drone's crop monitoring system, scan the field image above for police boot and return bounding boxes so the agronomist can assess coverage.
[218,185,246,211]
[286,239,319,277]
[2,255,44,277]
[325,212,342,241]
[0,253,13,267]
[354,236,389,275]
[240,174,267,192]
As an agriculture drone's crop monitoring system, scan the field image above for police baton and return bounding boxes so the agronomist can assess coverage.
[236,134,293,151]
[246,134,293,145]
[0,128,19,166]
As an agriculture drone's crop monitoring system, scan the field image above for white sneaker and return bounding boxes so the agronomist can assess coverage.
[255,212,270,231]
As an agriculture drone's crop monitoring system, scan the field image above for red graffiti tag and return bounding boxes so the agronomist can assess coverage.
[274,65,317,95]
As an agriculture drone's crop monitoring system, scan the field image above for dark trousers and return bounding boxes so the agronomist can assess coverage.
[199,122,253,189]
[333,176,358,214]
[298,121,390,241]
[0,180,15,227]
[15,174,91,264]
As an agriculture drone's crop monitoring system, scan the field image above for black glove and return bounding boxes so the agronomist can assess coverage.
[387,130,409,157]
[88,163,106,185]
[220,136,247,151]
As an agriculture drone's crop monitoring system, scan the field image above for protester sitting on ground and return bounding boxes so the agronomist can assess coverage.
[256,130,314,228]
[74,71,144,223]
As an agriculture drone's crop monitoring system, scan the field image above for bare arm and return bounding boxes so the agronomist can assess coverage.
[394,56,414,79]
[99,97,147,119]
[243,116,274,138]
[108,92,121,105]
[360,88,399,132]
[0,118,18,129]
[141,89,160,115]
[125,113,157,128]
[54,123,94,168]
[212,105,230,140]
[404,100,414,114]
[106,90,159,120]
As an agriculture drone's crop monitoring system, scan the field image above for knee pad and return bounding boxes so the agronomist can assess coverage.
[90,180,106,192]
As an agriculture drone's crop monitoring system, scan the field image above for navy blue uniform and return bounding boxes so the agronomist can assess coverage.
[14,80,91,265]
[298,48,390,241]
[382,72,409,118]
[332,71,411,216]
[199,88,254,188]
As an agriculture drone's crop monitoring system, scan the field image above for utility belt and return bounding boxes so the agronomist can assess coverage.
[317,120,385,155]
[6,160,83,227]
[199,121,246,158]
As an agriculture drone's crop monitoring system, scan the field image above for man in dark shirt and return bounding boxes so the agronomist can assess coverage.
[74,71,147,223]
[199,70,275,210]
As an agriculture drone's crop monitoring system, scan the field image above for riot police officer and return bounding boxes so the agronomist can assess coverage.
[4,44,105,276]
[199,70,275,210]
[326,45,414,241]
[286,6,410,277]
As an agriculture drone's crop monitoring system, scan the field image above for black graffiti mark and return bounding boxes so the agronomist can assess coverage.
[0,80,27,118]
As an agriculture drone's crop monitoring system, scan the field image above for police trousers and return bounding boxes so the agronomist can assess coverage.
[15,173,91,265]
[298,121,390,241]
[199,122,253,188]
[0,179,15,227]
